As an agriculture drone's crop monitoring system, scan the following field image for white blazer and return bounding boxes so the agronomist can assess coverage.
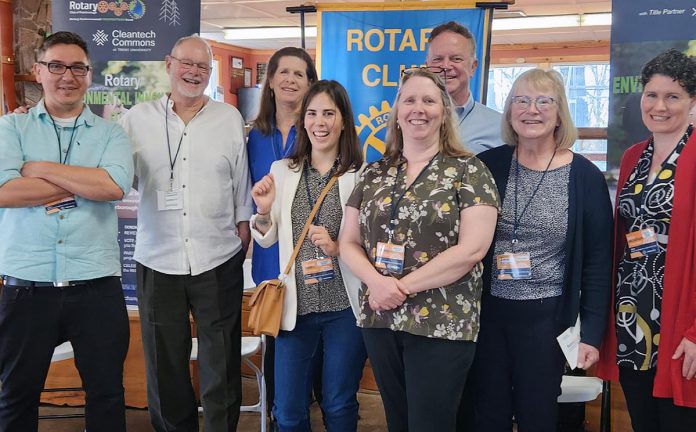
[250,159,363,331]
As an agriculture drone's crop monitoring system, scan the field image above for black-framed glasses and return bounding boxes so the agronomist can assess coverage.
[401,66,449,82]
[511,95,556,111]
[38,61,91,76]
[169,55,212,74]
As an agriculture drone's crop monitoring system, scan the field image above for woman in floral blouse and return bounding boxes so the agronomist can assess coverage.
[339,68,500,431]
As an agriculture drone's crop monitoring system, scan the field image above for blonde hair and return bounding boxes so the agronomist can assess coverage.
[501,68,577,149]
[384,69,471,163]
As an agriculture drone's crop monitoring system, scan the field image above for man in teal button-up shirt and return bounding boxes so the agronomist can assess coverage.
[0,32,133,431]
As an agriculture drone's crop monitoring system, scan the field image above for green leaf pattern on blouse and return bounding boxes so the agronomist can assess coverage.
[347,155,500,341]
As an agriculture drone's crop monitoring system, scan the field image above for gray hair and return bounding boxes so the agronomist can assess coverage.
[171,34,212,65]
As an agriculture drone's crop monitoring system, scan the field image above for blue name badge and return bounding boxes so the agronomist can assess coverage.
[45,196,78,215]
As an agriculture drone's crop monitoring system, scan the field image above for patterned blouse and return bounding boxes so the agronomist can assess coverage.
[291,160,350,316]
[346,154,500,341]
[615,125,692,370]
[491,162,570,300]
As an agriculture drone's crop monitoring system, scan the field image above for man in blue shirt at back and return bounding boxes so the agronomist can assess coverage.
[0,31,133,431]
[426,21,503,154]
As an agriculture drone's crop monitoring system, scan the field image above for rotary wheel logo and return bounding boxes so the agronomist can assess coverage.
[128,0,146,20]
[356,101,391,162]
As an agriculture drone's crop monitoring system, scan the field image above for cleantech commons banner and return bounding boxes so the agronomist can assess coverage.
[318,2,491,162]
[53,0,200,306]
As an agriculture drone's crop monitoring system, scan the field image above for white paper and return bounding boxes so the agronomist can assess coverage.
[557,315,581,369]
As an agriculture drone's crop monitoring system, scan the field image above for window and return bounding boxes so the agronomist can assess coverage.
[485,63,610,171]
[485,66,533,113]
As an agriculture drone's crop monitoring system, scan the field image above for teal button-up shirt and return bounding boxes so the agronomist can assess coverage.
[0,100,134,282]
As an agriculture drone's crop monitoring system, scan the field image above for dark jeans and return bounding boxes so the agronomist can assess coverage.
[137,251,244,432]
[474,295,565,432]
[273,308,366,432]
[0,276,129,432]
[362,328,476,432]
[619,366,696,432]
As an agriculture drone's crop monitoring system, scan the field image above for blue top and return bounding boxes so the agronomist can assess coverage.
[456,95,503,155]
[0,101,134,282]
[247,125,296,284]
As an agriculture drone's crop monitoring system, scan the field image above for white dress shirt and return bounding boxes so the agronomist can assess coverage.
[120,95,252,276]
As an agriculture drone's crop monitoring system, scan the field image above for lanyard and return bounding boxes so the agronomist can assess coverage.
[456,102,476,127]
[164,95,204,189]
[49,111,81,164]
[512,147,557,249]
[387,154,438,241]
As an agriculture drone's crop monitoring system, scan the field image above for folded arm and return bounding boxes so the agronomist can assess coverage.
[0,177,72,208]
[21,161,124,201]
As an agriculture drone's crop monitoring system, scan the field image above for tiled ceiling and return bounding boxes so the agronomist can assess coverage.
[200,0,612,50]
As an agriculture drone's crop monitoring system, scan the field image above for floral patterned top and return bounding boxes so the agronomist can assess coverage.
[346,154,500,340]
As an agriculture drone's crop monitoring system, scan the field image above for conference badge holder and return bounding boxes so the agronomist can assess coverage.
[626,227,658,259]
[302,255,335,285]
[375,241,405,275]
[495,252,532,280]
[45,195,78,215]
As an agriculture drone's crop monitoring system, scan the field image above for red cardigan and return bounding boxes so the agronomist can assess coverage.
[597,130,696,407]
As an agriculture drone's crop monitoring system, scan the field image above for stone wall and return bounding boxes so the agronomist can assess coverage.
[13,0,50,106]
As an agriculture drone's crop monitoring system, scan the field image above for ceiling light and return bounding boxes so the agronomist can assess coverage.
[223,27,317,40]
[220,13,612,42]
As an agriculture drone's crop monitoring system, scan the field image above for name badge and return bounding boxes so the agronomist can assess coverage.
[45,195,78,215]
[157,189,183,211]
[496,252,532,280]
[375,241,405,274]
[626,227,659,259]
[302,257,335,285]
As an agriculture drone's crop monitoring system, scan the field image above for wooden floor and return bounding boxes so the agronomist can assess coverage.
[38,378,634,432]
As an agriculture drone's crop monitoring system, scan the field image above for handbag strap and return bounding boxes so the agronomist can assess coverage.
[281,175,338,276]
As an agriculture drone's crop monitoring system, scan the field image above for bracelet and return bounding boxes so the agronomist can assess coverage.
[256,210,270,217]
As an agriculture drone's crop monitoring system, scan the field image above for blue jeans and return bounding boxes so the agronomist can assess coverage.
[273,307,366,432]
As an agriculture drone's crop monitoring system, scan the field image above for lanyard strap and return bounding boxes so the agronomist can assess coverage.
[164,95,204,188]
[49,112,81,164]
[387,154,438,240]
[512,147,557,248]
[281,176,338,276]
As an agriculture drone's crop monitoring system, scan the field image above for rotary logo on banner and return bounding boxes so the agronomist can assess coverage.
[318,3,490,162]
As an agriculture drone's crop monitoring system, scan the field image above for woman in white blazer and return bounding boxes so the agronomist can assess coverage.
[250,80,367,432]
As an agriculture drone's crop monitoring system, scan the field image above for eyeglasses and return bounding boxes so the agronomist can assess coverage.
[170,56,212,74]
[401,66,448,82]
[38,61,91,76]
[511,95,556,111]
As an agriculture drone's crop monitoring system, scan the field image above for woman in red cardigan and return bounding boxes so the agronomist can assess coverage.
[597,49,696,431]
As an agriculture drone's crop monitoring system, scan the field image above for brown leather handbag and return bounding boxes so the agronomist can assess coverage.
[248,176,338,337]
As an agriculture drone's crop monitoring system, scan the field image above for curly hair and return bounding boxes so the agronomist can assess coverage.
[641,49,696,97]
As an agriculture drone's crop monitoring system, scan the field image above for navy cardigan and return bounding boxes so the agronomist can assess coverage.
[477,145,613,348]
